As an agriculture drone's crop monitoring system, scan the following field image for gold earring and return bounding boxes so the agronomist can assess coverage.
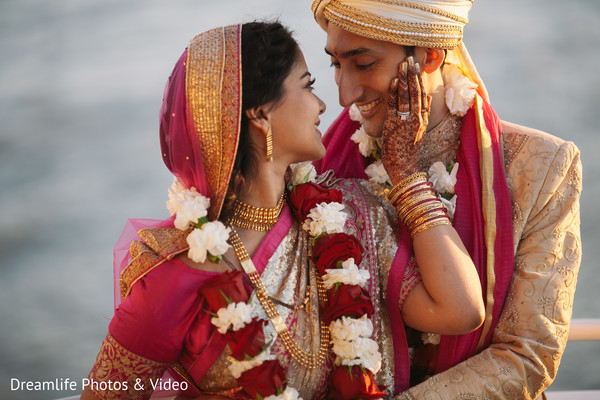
[266,125,273,162]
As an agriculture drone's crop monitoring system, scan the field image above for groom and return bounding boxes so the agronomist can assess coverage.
[311,0,582,398]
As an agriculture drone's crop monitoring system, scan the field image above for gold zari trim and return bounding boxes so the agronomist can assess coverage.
[325,1,463,49]
[369,0,469,25]
[185,26,242,221]
[87,333,169,400]
[120,227,189,301]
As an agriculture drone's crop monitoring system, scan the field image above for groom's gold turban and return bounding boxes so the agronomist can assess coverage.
[312,0,473,49]
[312,0,489,101]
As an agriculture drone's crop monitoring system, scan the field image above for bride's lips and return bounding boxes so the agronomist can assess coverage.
[356,98,383,119]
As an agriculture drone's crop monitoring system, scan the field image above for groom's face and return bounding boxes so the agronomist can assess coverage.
[325,24,408,138]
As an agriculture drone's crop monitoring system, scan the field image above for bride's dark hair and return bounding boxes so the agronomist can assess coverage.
[222,21,300,218]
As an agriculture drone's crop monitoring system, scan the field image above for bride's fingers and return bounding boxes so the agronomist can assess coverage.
[387,73,399,117]
[407,57,421,116]
[397,61,410,121]
[408,58,426,143]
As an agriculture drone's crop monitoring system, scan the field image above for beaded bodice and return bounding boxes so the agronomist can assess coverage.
[417,113,462,172]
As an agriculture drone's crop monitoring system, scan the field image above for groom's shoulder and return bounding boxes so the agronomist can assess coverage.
[500,119,580,168]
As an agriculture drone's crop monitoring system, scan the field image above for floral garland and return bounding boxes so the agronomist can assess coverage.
[188,162,386,399]
[349,63,476,220]
[197,270,301,399]
[288,162,386,400]
[166,177,231,263]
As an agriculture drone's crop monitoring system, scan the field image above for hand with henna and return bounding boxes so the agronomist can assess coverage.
[381,56,432,185]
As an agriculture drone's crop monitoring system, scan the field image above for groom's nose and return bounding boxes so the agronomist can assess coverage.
[337,70,362,108]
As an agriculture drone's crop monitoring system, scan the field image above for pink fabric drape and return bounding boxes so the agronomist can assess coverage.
[159,50,210,196]
[315,99,514,393]
[313,107,368,179]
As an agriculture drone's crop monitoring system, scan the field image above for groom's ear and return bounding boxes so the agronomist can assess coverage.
[245,107,270,133]
[423,48,445,73]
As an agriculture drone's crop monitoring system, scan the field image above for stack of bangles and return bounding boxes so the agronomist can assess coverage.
[387,172,452,238]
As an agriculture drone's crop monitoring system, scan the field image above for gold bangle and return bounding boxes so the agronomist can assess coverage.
[410,217,452,238]
[407,208,448,231]
[387,172,428,204]
[396,193,439,219]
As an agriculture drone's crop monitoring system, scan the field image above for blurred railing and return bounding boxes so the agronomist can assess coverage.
[546,318,600,399]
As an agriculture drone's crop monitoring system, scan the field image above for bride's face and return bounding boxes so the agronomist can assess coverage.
[267,53,327,164]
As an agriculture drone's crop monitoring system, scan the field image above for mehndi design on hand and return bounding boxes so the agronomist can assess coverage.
[381,56,432,185]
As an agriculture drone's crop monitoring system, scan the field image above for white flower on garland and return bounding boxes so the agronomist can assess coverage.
[322,258,370,290]
[166,177,187,213]
[351,125,380,159]
[442,63,477,117]
[167,177,230,263]
[330,314,374,342]
[440,195,457,220]
[428,161,458,194]
[334,336,382,374]
[186,221,231,263]
[428,161,459,219]
[167,178,211,230]
[174,195,211,230]
[264,387,302,400]
[210,301,255,334]
[348,103,364,123]
[348,109,391,186]
[365,160,392,186]
[228,348,277,379]
[329,314,382,374]
[290,161,317,186]
[303,202,347,237]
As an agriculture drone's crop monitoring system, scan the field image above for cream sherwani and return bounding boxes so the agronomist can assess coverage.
[397,121,582,399]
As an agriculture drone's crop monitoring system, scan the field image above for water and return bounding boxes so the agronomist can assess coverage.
[0,1,598,398]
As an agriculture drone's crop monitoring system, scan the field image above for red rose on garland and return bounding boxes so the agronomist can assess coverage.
[226,318,267,361]
[198,271,250,313]
[238,359,287,399]
[322,284,374,325]
[288,182,343,222]
[312,232,364,275]
[329,365,386,400]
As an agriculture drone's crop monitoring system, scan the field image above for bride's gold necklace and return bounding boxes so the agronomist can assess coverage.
[228,226,329,370]
[228,194,286,232]
[221,255,311,311]
[225,192,311,311]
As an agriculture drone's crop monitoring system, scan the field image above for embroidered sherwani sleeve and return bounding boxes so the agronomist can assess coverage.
[396,136,582,400]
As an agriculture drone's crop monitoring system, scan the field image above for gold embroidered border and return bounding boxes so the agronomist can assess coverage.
[138,227,190,256]
[325,2,463,48]
[369,0,469,25]
[185,26,241,221]
[120,242,162,301]
[88,333,169,400]
[120,227,189,300]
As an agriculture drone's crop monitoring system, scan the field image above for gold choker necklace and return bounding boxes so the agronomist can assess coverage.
[229,194,286,231]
